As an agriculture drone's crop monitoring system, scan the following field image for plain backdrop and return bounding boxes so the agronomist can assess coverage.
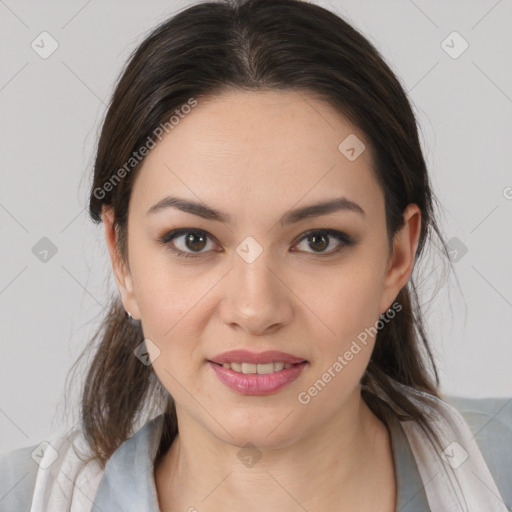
[1,0,511,453]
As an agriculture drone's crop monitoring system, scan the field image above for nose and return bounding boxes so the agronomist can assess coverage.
[219,247,294,336]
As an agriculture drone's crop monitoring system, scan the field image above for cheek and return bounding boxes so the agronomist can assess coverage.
[297,270,382,412]
[128,239,199,333]
[129,251,219,388]
[315,261,385,348]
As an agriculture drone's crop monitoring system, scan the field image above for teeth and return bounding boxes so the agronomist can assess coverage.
[256,363,274,374]
[219,361,295,374]
[242,362,257,374]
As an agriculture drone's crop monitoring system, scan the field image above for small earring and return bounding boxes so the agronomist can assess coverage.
[126,310,140,325]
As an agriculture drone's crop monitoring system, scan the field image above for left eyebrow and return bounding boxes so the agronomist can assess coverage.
[146,195,365,225]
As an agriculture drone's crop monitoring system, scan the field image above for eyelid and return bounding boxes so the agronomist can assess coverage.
[158,228,220,258]
[158,227,355,258]
[292,229,354,252]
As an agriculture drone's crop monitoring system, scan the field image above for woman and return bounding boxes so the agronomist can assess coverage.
[1,0,510,511]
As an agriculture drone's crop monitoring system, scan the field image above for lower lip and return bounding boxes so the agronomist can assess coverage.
[208,361,308,395]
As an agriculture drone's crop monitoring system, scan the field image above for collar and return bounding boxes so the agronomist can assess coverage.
[91,413,429,512]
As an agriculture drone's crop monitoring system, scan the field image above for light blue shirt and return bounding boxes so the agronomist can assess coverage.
[1,395,511,511]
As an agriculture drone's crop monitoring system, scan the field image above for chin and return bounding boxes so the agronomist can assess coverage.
[208,412,308,451]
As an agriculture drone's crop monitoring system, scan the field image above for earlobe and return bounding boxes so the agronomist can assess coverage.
[101,205,141,319]
[379,204,421,314]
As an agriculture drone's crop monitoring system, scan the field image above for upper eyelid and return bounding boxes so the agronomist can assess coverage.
[163,228,350,252]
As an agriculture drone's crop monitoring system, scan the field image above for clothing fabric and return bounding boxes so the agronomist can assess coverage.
[0,394,511,511]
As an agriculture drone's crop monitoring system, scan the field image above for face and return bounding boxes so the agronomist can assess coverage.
[104,89,420,450]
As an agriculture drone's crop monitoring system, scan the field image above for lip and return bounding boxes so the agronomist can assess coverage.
[208,360,308,395]
[209,349,306,365]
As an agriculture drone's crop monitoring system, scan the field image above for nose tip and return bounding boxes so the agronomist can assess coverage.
[221,282,291,335]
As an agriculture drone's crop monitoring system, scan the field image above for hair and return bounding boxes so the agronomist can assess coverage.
[68,0,455,475]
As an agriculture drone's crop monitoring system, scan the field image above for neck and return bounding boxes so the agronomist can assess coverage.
[155,390,396,512]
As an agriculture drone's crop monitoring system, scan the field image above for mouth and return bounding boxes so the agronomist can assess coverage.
[209,349,307,366]
[208,360,306,374]
[207,350,308,395]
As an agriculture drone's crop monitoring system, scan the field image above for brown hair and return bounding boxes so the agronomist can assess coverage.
[68,0,454,472]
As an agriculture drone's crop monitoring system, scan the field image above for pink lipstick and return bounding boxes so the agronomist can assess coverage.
[208,349,308,395]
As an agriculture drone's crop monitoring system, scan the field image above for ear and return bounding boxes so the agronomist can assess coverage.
[102,205,141,320]
[378,204,421,314]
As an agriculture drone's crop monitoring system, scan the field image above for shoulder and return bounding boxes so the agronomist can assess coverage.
[443,394,512,509]
[0,444,39,511]
[0,427,102,512]
[443,394,512,441]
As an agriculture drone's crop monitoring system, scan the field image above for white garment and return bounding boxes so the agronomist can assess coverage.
[399,389,509,511]
[28,392,509,512]
[29,429,104,512]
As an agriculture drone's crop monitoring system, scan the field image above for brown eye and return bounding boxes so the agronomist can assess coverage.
[307,232,330,252]
[159,229,217,258]
[293,229,354,255]
[159,228,355,259]
[182,231,208,252]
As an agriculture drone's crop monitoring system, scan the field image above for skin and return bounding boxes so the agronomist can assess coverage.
[102,89,421,511]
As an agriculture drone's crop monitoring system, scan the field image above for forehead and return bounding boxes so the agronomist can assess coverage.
[130,89,383,224]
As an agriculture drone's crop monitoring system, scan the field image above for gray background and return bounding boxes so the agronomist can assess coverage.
[1,0,511,453]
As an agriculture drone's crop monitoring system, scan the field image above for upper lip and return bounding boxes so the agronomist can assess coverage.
[209,350,307,365]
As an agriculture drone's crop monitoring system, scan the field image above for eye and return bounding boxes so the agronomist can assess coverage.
[292,229,355,256]
[158,228,355,259]
[158,229,218,258]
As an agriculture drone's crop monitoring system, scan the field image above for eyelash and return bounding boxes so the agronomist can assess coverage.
[157,228,355,259]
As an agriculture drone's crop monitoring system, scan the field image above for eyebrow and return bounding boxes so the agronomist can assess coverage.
[146,195,365,225]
